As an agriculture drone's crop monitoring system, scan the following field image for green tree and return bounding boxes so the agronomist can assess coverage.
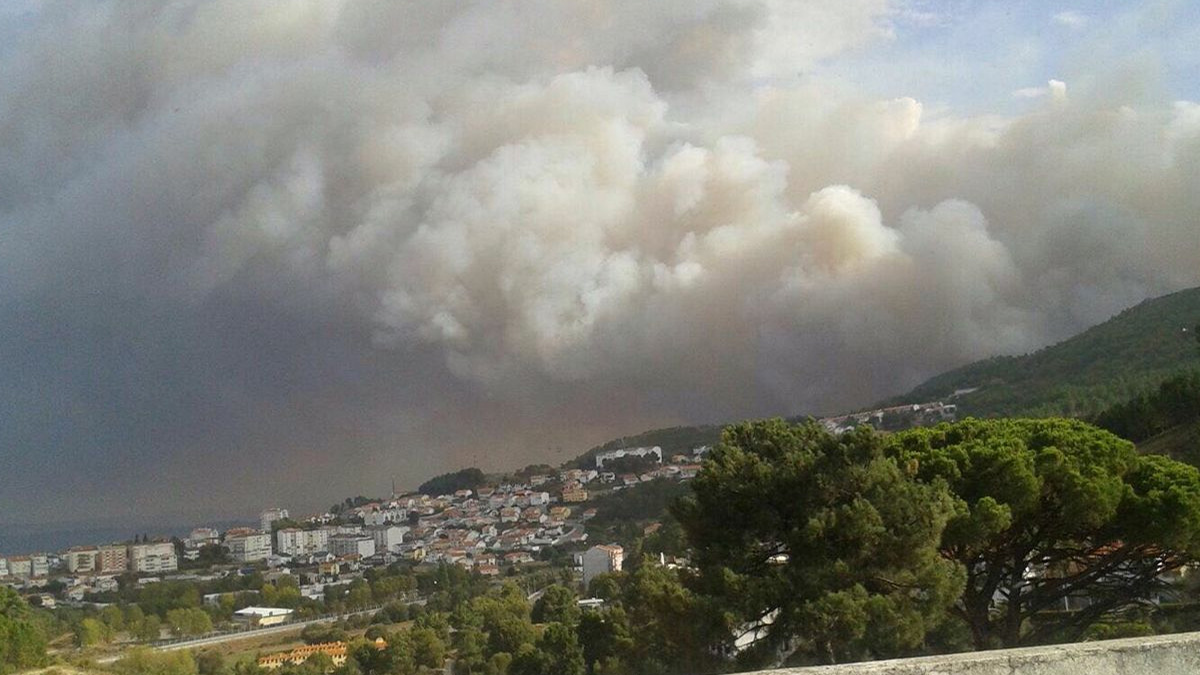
[167,607,214,636]
[586,574,622,602]
[536,623,586,675]
[674,420,964,666]
[891,418,1200,648]
[76,617,110,647]
[196,650,229,675]
[619,562,726,674]
[101,604,126,633]
[532,585,580,626]
[489,616,537,657]
[136,614,163,642]
[0,587,47,673]
[410,626,447,669]
[578,607,634,673]
[111,647,199,675]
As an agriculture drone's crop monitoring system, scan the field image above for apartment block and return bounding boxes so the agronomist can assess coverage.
[226,530,273,563]
[66,547,98,574]
[128,541,179,574]
[260,508,290,532]
[329,534,375,559]
[582,544,624,586]
[276,528,330,557]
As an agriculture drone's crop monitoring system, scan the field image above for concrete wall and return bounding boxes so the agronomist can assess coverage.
[746,632,1200,675]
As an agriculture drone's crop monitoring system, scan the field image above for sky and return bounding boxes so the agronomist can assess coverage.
[1,0,1199,528]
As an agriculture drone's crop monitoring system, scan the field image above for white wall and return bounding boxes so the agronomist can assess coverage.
[745,632,1200,675]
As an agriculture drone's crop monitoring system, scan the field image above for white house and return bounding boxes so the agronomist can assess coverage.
[582,544,624,586]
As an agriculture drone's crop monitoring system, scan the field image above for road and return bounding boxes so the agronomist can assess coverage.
[94,604,400,663]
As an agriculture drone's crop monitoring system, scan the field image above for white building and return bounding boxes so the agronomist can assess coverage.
[260,507,290,532]
[595,446,662,469]
[7,557,32,579]
[0,557,8,578]
[12,554,51,579]
[128,542,179,574]
[226,531,273,563]
[366,525,408,554]
[66,547,99,574]
[188,528,221,548]
[364,508,408,527]
[329,534,376,559]
[234,606,293,628]
[582,544,624,586]
[276,528,330,557]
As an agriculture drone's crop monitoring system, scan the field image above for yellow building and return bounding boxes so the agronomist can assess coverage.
[258,638,386,670]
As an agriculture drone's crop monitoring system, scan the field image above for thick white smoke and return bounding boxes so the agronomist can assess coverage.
[2,1,1199,517]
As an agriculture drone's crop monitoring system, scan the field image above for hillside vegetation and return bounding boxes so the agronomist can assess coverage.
[567,425,721,469]
[881,286,1200,418]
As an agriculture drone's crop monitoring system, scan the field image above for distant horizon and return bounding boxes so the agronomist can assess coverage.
[0,518,255,558]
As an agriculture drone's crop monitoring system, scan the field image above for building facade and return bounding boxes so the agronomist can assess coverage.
[66,547,98,574]
[128,541,179,574]
[366,525,407,554]
[276,528,330,557]
[582,544,624,586]
[329,534,376,559]
[261,507,290,532]
[226,530,273,563]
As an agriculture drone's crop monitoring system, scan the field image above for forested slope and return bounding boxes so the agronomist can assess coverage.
[881,286,1200,418]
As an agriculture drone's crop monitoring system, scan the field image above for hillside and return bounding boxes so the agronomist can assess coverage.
[1092,369,1200,465]
[880,286,1200,418]
[567,425,722,469]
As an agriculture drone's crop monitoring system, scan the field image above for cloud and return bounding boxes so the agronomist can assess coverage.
[1,0,1198,522]
[1053,11,1089,29]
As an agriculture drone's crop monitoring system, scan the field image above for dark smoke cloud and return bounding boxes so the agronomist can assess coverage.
[1,0,1198,524]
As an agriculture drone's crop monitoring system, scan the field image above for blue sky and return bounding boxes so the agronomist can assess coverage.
[813,0,1200,115]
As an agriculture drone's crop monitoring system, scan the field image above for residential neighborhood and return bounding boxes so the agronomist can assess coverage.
[0,444,706,612]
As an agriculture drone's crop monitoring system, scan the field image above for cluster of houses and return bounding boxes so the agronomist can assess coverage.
[820,401,958,434]
[0,446,705,607]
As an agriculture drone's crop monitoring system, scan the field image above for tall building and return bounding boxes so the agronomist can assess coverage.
[366,525,407,554]
[0,556,8,578]
[261,508,290,532]
[276,528,330,557]
[329,534,375,559]
[582,544,624,586]
[226,529,273,563]
[7,556,32,579]
[128,541,178,574]
[98,544,128,573]
[66,547,99,574]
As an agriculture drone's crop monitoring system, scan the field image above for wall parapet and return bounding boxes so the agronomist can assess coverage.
[746,632,1200,675]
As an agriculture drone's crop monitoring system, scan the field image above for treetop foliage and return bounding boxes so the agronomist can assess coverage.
[419,467,488,496]
[890,418,1200,648]
[674,419,965,665]
[674,417,1200,666]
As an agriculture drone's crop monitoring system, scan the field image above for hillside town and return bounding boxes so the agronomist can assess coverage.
[0,446,705,612]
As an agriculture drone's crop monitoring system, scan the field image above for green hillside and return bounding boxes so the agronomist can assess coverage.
[567,425,722,469]
[880,286,1200,418]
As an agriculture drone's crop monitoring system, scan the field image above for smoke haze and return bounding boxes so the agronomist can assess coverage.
[2,0,1198,523]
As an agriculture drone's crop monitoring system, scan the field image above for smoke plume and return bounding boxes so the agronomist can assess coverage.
[1,1,1198,520]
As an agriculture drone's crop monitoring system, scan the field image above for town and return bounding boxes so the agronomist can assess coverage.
[0,444,708,629]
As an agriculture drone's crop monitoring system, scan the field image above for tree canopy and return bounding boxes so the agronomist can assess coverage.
[0,587,47,673]
[890,417,1200,648]
[419,467,488,496]
[674,419,964,666]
